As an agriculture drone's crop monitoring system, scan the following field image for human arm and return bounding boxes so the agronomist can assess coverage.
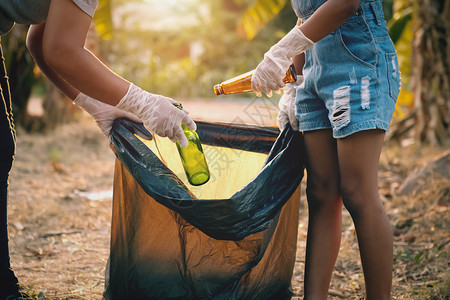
[252,0,360,97]
[26,23,144,137]
[27,23,80,100]
[34,0,194,146]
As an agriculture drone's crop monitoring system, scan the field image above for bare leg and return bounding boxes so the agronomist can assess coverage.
[303,129,342,299]
[337,129,392,299]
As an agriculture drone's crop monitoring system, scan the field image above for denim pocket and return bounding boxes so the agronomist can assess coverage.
[337,19,377,69]
[290,0,314,19]
[386,52,401,102]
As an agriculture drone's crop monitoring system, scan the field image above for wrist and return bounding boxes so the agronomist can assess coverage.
[73,92,88,105]
[292,74,304,86]
[115,83,134,108]
[268,26,315,66]
[115,83,147,118]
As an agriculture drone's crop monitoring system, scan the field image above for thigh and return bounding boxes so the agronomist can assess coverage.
[303,129,340,201]
[337,129,385,202]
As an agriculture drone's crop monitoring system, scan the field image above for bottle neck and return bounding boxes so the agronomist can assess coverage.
[214,84,224,95]
[181,123,191,132]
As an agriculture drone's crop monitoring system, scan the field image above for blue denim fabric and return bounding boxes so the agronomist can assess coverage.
[291,0,401,138]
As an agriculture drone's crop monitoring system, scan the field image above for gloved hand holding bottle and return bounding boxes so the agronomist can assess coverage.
[251,26,314,97]
[115,83,196,148]
[277,75,304,132]
[74,84,196,148]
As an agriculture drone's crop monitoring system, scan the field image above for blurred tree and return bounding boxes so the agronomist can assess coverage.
[101,0,296,98]
[0,1,113,132]
[409,0,449,145]
[0,25,38,130]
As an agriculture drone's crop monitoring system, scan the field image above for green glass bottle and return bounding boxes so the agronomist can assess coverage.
[174,104,210,186]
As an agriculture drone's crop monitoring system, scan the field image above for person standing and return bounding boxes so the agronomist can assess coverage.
[252,0,401,298]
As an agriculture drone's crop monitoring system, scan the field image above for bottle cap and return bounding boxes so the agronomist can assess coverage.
[213,84,224,95]
[173,102,183,110]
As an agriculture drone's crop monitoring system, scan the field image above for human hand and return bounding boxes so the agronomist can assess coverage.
[115,83,196,148]
[277,76,304,132]
[73,93,142,136]
[251,26,314,97]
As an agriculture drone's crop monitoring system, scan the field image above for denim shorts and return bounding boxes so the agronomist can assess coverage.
[294,0,401,138]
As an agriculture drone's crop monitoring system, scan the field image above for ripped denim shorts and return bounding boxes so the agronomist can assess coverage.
[295,0,401,138]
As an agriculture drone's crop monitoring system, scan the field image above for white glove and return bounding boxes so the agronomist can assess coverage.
[115,83,196,148]
[73,93,142,136]
[277,76,304,132]
[252,26,314,97]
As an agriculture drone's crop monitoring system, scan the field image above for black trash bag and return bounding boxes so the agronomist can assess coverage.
[104,118,306,300]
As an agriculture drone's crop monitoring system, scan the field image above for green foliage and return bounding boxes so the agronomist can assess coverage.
[97,0,413,102]
[4,0,414,107]
[382,0,395,22]
[20,285,46,299]
[237,0,289,40]
[94,0,114,39]
[100,0,297,98]
[387,7,413,45]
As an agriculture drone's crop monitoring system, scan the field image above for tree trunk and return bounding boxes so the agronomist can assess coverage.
[411,0,450,145]
[1,24,37,127]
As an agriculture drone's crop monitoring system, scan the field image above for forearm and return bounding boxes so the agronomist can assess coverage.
[45,45,129,105]
[293,53,305,76]
[299,0,360,42]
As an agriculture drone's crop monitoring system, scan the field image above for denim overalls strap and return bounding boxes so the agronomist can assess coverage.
[291,0,384,21]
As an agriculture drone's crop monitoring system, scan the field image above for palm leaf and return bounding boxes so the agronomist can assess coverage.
[387,7,413,45]
[238,0,288,40]
[93,0,113,39]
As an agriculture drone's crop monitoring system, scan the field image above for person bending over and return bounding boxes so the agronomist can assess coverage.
[1,1,195,299]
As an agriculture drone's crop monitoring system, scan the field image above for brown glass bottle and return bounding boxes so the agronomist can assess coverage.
[213,64,297,96]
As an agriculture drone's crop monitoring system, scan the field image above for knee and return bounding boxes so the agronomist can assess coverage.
[340,182,362,217]
[340,179,383,219]
[306,177,341,211]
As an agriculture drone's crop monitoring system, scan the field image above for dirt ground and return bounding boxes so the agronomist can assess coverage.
[7,98,449,299]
